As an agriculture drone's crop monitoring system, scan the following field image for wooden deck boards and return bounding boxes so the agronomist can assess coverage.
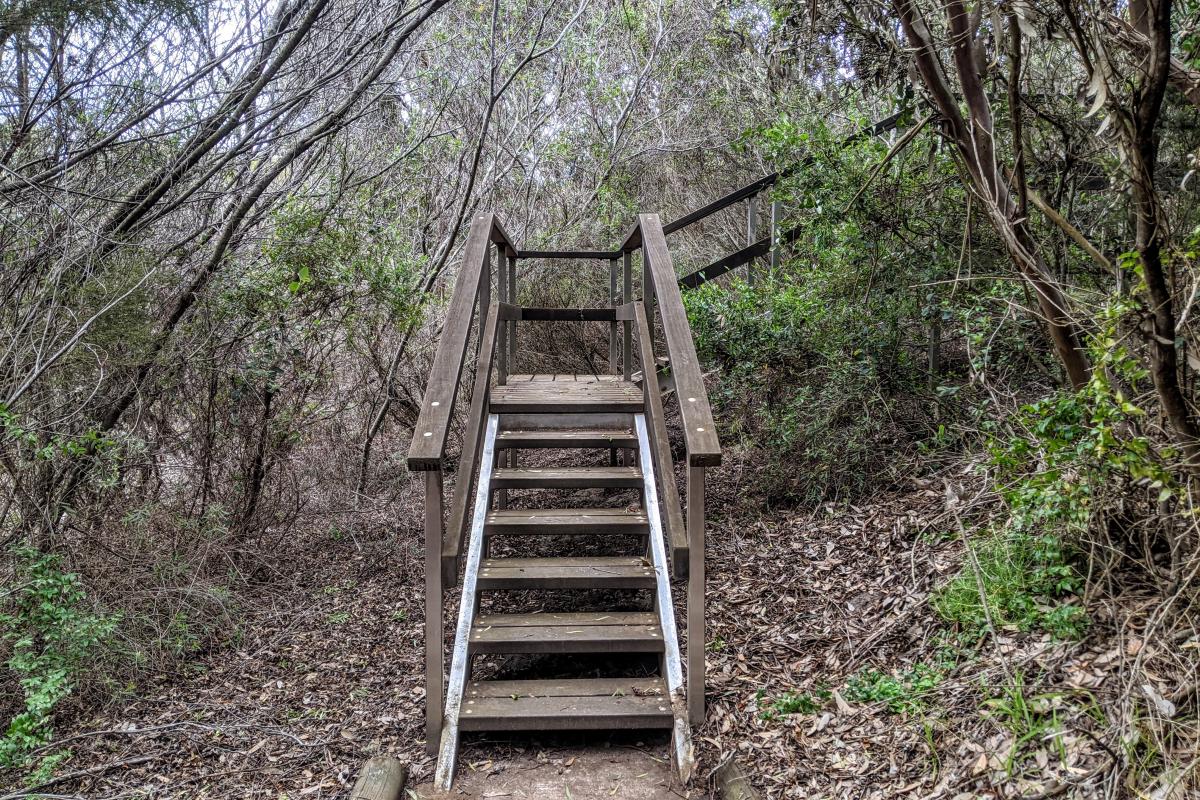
[470,610,663,654]
[460,678,673,731]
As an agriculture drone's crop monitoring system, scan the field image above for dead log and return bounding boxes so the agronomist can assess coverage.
[350,756,408,800]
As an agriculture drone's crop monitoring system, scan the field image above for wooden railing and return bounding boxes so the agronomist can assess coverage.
[405,211,516,754]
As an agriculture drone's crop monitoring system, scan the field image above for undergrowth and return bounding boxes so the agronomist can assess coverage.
[1,548,118,770]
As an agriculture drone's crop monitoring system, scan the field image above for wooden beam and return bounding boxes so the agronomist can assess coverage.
[687,465,705,723]
[517,249,620,260]
[517,307,617,321]
[714,757,762,800]
[634,414,694,782]
[680,238,770,289]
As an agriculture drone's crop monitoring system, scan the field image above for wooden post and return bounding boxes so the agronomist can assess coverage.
[424,469,445,755]
[497,249,508,384]
[769,200,782,276]
[508,257,517,367]
[644,251,656,351]
[746,193,759,287]
[609,257,618,373]
[622,251,633,380]
[496,255,508,510]
[687,466,705,723]
[477,247,491,358]
[350,756,408,800]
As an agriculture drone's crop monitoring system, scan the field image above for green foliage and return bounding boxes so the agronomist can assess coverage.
[931,532,1088,639]
[757,687,831,720]
[239,198,428,333]
[935,295,1175,639]
[683,113,1005,504]
[686,277,902,503]
[845,664,943,715]
[979,672,1070,775]
[0,548,118,769]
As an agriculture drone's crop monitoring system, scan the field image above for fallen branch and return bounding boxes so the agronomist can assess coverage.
[0,754,157,800]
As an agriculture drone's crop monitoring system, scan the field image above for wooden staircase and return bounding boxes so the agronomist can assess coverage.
[408,214,722,789]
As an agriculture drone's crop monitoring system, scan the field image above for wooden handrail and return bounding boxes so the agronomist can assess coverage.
[678,220,809,290]
[442,305,502,585]
[632,301,689,577]
[408,213,514,470]
[679,236,771,289]
[637,214,721,467]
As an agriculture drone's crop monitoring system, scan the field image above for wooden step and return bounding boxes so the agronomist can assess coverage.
[485,508,649,535]
[495,428,637,449]
[478,556,655,589]
[460,677,673,731]
[491,466,641,489]
[469,611,663,654]
[491,377,642,414]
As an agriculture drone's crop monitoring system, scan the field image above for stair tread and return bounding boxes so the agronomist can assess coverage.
[505,374,627,382]
[496,428,637,448]
[491,466,642,489]
[491,379,642,414]
[460,678,673,730]
[470,611,663,653]
[478,556,655,589]
[476,610,658,626]
[486,508,649,534]
[467,676,667,698]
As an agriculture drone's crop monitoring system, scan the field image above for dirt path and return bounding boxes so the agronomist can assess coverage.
[413,739,685,799]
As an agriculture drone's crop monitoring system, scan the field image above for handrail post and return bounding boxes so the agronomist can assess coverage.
[424,468,445,754]
[608,257,618,374]
[644,253,656,351]
[477,248,491,360]
[687,465,705,723]
[622,251,633,380]
[769,200,782,276]
[508,258,517,367]
[497,248,508,384]
[746,193,759,287]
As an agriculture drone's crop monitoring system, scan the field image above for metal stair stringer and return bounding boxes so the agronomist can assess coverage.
[635,413,694,781]
[433,414,498,790]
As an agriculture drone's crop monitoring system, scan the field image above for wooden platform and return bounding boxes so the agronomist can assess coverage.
[491,374,642,414]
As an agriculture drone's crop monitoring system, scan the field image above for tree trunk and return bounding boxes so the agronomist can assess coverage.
[1127,0,1200,466]
[893,0,1091,389]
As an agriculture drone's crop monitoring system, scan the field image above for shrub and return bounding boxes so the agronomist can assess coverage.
[935,297,1174,639]
[685,277,917,504]
[0,548,118,768]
